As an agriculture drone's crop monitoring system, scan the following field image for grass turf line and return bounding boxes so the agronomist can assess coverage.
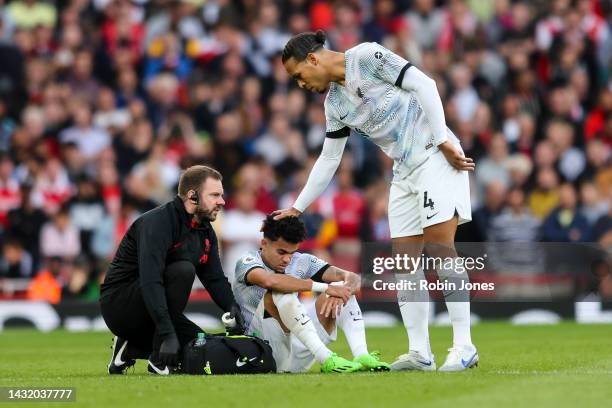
[1,322,611,408]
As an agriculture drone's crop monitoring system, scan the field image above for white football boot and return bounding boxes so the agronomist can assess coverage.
[438,345,479,372]
[390,350,436,371]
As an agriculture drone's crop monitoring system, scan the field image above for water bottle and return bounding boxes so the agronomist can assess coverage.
[194,332,206,347]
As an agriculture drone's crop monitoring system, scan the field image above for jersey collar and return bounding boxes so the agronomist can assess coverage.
[172,195,210,230]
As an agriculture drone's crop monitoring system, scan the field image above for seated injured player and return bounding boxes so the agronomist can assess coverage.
[232,215,390,373]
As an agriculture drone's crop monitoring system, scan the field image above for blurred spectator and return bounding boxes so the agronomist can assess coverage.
[61,256,98,301]
[67,176,106,257]
[505,153,533,190]
[460,180,507,242]
[125,141,180,204]
[233,159,278,215]
[0,237,33,278]
[26,256,62,304]
[255,113,306,173]
[364,180,390,242]
[145,0,204,49]
[541,183,591,242]
[579,180,608,225]
[221,187,265,282]
[30,158,73,215]
[92,198,138,262]
[279,158,325,250]
[528,167,561,219]
[545,119,585,182]
[59,102,111,162]
[489,187,540,242]
[93,87,131,132]
[66,50,100,104]
[405,0,446,50]
[0,153,20,226]
[6,183,47,271]
[475,133,511,198]
[0,99,16,151]
[450,63,481,122]
[591,191,612,243]
[582,138,611,193]
[331,157,368,241]
[39,205,81,262]
[7,0,56,30]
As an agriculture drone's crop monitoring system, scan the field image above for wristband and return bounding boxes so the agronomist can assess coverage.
[311,282,329,292]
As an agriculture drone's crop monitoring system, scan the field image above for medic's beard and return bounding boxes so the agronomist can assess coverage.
[195,203,221,222]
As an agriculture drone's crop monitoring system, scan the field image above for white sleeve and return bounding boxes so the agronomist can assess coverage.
[292,136,348,213]
[400,66,448,146]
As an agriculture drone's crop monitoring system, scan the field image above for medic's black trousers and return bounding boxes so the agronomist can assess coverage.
[100,261,200,359]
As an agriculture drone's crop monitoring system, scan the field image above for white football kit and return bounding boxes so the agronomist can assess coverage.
[233,250,336,372]
[293,42,471,237]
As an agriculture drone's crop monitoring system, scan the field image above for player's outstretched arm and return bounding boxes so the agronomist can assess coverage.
[273,136,348,220]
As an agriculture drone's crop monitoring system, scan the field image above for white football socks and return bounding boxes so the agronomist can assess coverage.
[272,292,333,363]
[337,295,369,357]
[438,263,473,348]
[397,269,432,358]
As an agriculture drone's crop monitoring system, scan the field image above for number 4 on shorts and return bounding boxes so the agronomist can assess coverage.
[423,191,435,210]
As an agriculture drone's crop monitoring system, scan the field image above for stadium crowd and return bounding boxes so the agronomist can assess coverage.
[0,0,610,303]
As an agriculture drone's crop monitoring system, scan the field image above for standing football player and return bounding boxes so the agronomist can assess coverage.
[274,31,477,372]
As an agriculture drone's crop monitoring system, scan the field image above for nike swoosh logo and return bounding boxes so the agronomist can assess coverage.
[148,361,169,375]
[426,212,439,220]
[236,358,247,367]
[461,353,477,367]
[352,318,363,321]
[417,360,432,366]
[300,320,310,326]
[114,340,128,366]
[339,113,348,120]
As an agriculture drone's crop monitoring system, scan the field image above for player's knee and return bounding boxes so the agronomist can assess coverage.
[271,292,299,310]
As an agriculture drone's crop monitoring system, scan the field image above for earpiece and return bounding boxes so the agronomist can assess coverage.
[189,190,199,205]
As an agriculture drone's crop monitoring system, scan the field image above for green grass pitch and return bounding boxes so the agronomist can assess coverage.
[1,322,611,408]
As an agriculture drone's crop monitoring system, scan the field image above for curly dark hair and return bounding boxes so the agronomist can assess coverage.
[261,214,306,244]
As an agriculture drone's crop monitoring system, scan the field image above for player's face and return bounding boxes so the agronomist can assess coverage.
[196,178,225,222]
[260,238,299,273]
[284,55,329,94]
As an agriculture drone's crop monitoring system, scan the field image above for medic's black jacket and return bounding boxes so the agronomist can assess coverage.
[100,196,235,337]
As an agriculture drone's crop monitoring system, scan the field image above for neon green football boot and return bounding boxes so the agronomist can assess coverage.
[320,353,363,373]
[354,351,391,372]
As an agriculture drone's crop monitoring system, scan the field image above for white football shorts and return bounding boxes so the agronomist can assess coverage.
[388,148,471,238]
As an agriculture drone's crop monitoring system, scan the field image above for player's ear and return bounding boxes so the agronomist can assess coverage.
[306,52,318,65]
[261,238,267,248]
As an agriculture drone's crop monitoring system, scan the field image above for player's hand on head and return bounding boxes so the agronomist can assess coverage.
[438,141,475,172]
[325,285,351,304]
[320,296,344,318]
[272,207,302,220]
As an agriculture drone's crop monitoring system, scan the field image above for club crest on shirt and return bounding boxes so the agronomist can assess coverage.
[374,51,383,59]
[200,238,211,263]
